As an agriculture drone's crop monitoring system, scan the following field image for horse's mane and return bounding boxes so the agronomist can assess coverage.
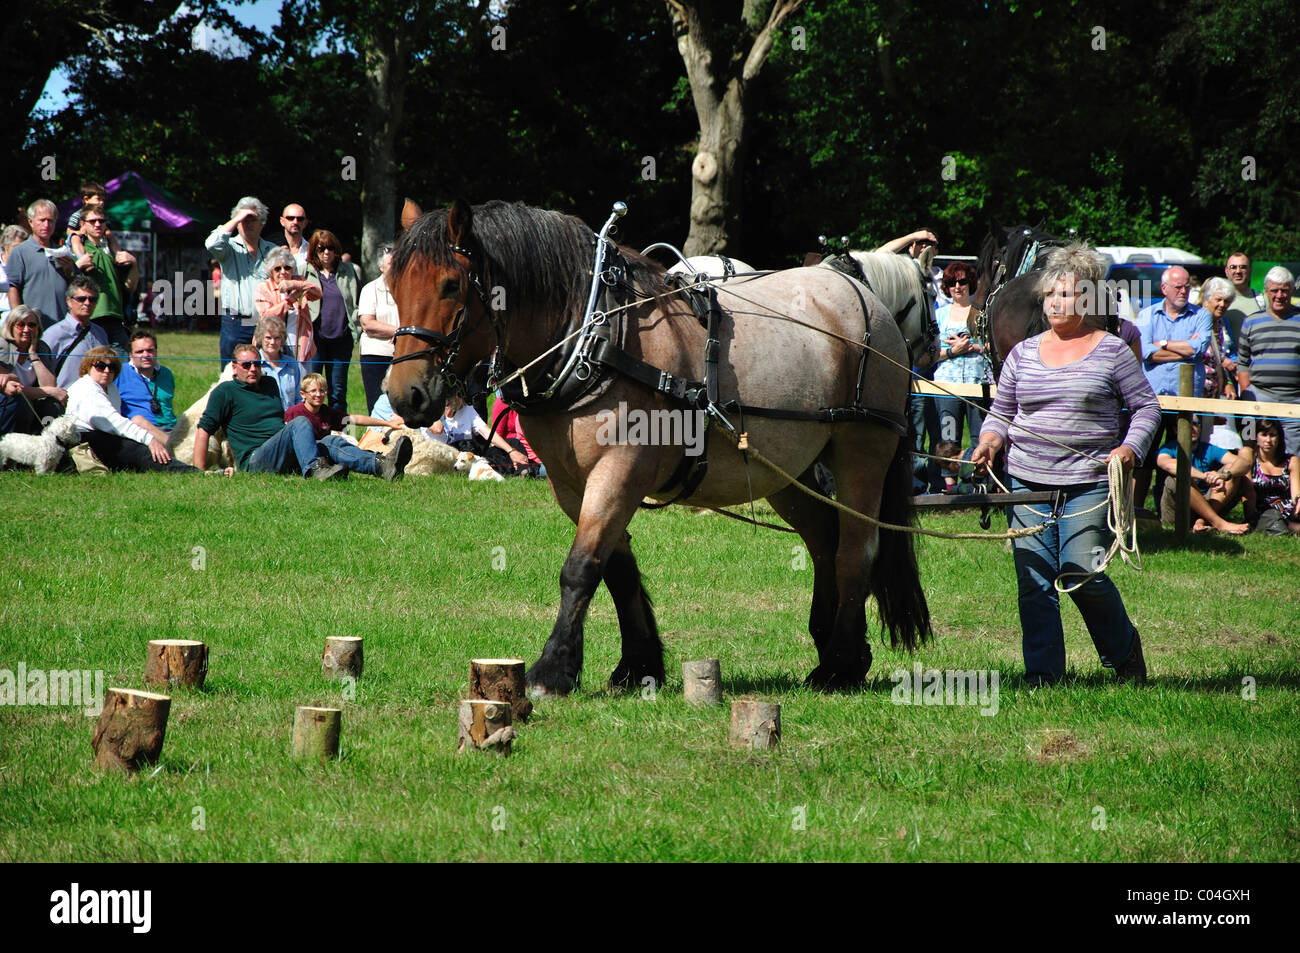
[846,251,927,312]
[392,200,672,323]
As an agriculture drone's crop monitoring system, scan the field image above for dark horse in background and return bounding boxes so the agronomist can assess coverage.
[386,200,931,696]
[973,223,1121,378]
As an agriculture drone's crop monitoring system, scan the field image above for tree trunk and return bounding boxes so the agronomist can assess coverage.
[469,658,532,723]
[143,639,208,690]
[360,33,406,282]
[457,700,515,755]
[667,0,805,256]
[322,636,363,680]
[292,706,342,762]
[91,688,171,773]
[729,699,781,749]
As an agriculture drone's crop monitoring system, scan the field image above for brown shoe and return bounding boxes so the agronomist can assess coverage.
[1115,630,1148,685]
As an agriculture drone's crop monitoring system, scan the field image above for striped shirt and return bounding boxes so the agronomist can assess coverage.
[1238,309,1300,400]
[980,334,1161,485]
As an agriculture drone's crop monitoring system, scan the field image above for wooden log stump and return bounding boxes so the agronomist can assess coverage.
[91,688,171,774]
[682,658,722,706]
[321,637,363,680]
[292,706,342,762]
[144,639,208,689]
[730,699,781,750]
[469,658,532,723]
[457,699,516,755]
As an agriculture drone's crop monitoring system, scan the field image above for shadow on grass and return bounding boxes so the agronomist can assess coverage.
[1136,529,1248,555]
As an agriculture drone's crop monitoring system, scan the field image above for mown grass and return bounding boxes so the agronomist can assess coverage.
[1,332,1297,861]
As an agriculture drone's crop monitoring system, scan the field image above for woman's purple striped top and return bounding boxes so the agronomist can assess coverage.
[980,333,1161,485]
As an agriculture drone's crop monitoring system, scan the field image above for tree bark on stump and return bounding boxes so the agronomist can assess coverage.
[91,688,171,773]
[144,639,208,689]
[292,706,341,762]
[322,637,363,679]
[457,699,516,755]
[730,699,781,749]
[469,658,532,723]
[683,658,722,705]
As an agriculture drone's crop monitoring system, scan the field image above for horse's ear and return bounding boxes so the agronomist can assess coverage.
[401,197,422,230]
[448,199,473,248]
[917,245,936,273]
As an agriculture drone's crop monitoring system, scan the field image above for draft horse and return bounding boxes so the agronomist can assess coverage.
[387,200,931,696]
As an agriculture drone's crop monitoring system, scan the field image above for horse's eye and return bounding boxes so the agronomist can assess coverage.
[439,278,460,299]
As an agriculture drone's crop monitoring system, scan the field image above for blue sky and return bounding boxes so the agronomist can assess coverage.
[37,0,284,113]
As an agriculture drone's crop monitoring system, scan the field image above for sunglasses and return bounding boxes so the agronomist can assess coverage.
[91,361,114,372]
[85,219,107,225]
[271,265,293,272]
[71,295,97,303]
[949,279,972,287]
[318,246,337,253]
[15,322,39,329]
[284,215,305,221]
[234,360,260,370]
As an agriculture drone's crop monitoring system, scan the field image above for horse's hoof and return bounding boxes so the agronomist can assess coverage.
[609,658,666,692]
[804,665,867,692]
[526,664,578,698]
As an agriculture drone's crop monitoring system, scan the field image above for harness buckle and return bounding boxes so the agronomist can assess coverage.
[574,360,592,382]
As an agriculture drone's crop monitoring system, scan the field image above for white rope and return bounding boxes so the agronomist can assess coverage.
[1051,454,1142,593]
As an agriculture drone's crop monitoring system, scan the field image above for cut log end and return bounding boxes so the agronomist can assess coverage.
[730,699,781,750]
[683,658,722,706]
[144,639,208,689]
[469,658,532,723]
[322,637,363,680]
[292,706,342,761]
[91,688,172,774]
[457,699,515,755]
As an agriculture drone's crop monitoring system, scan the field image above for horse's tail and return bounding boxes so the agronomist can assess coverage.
[871,435,933,652]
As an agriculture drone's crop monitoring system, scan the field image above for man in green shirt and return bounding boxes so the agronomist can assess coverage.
[73,207,137,353]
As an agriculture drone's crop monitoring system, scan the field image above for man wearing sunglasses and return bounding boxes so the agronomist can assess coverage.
[73,207,137,353]
[37,275,111,389]
[194,342,343,478]
[280,204,310,273]
[117,330,178,433]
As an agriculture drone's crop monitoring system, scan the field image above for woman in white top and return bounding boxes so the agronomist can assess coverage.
[66,346,197,472]
[358,245,399,414]
[931,261,991,449]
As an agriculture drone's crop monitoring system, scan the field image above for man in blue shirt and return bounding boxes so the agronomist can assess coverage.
[117,330,179,432]
[1133,265,1212,511]
[1155,418,1248,534]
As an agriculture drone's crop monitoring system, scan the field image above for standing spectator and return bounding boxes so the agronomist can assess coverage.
[6,199,74,328]
[116,330,178,433]
[73,205,137,352]
[254,315,303,411]
[1,223,31,317]
[1237,267,1300,454]
[931,261,990,451]
[205,196,277,369]
[279,203,310,272]
[1223,252,1264,350]
[66,346,195,472]
[971,245,1160,686]
[357,244,398,413]
[304,229,360,414]
[1132,265,1212,511]
[36,276,110,389]
[255,247,318,362]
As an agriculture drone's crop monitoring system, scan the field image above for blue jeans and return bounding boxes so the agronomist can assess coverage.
[909,392,940,492]
[1009,477,1138,683]
[220,315,255,368]
[935,395,988,447]
[313,334,354,414]
[244,417,322,476]
[321,434,379,476]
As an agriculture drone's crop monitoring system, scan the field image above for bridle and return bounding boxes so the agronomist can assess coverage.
[390,241,495,397]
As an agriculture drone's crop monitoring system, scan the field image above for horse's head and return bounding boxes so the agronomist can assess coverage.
[388,200,499,426]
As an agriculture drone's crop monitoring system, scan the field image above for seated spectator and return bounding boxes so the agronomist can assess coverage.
[255,247,318,362]
[1,305,66,429]
[1241,418,1299,534]
[253,315,303,411]
[363,391,406,433]
[492,404,546,477]
[66,346,197,473]
[194,343,338,477]
[1156,418,1248,534]
[116,330,178,433]
[37,275,111,389]
[284,373,411,481]
[0,370,26,436]
[429,393,520,473]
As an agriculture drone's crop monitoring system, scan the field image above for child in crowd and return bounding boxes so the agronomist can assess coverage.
[66,181,123,261]
[284,372,411,480]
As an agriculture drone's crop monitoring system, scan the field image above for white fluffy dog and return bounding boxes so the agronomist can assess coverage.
[454,450,505,482]
[0,414,82,473]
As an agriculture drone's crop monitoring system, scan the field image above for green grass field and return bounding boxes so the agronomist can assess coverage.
[1,332,1297,861]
